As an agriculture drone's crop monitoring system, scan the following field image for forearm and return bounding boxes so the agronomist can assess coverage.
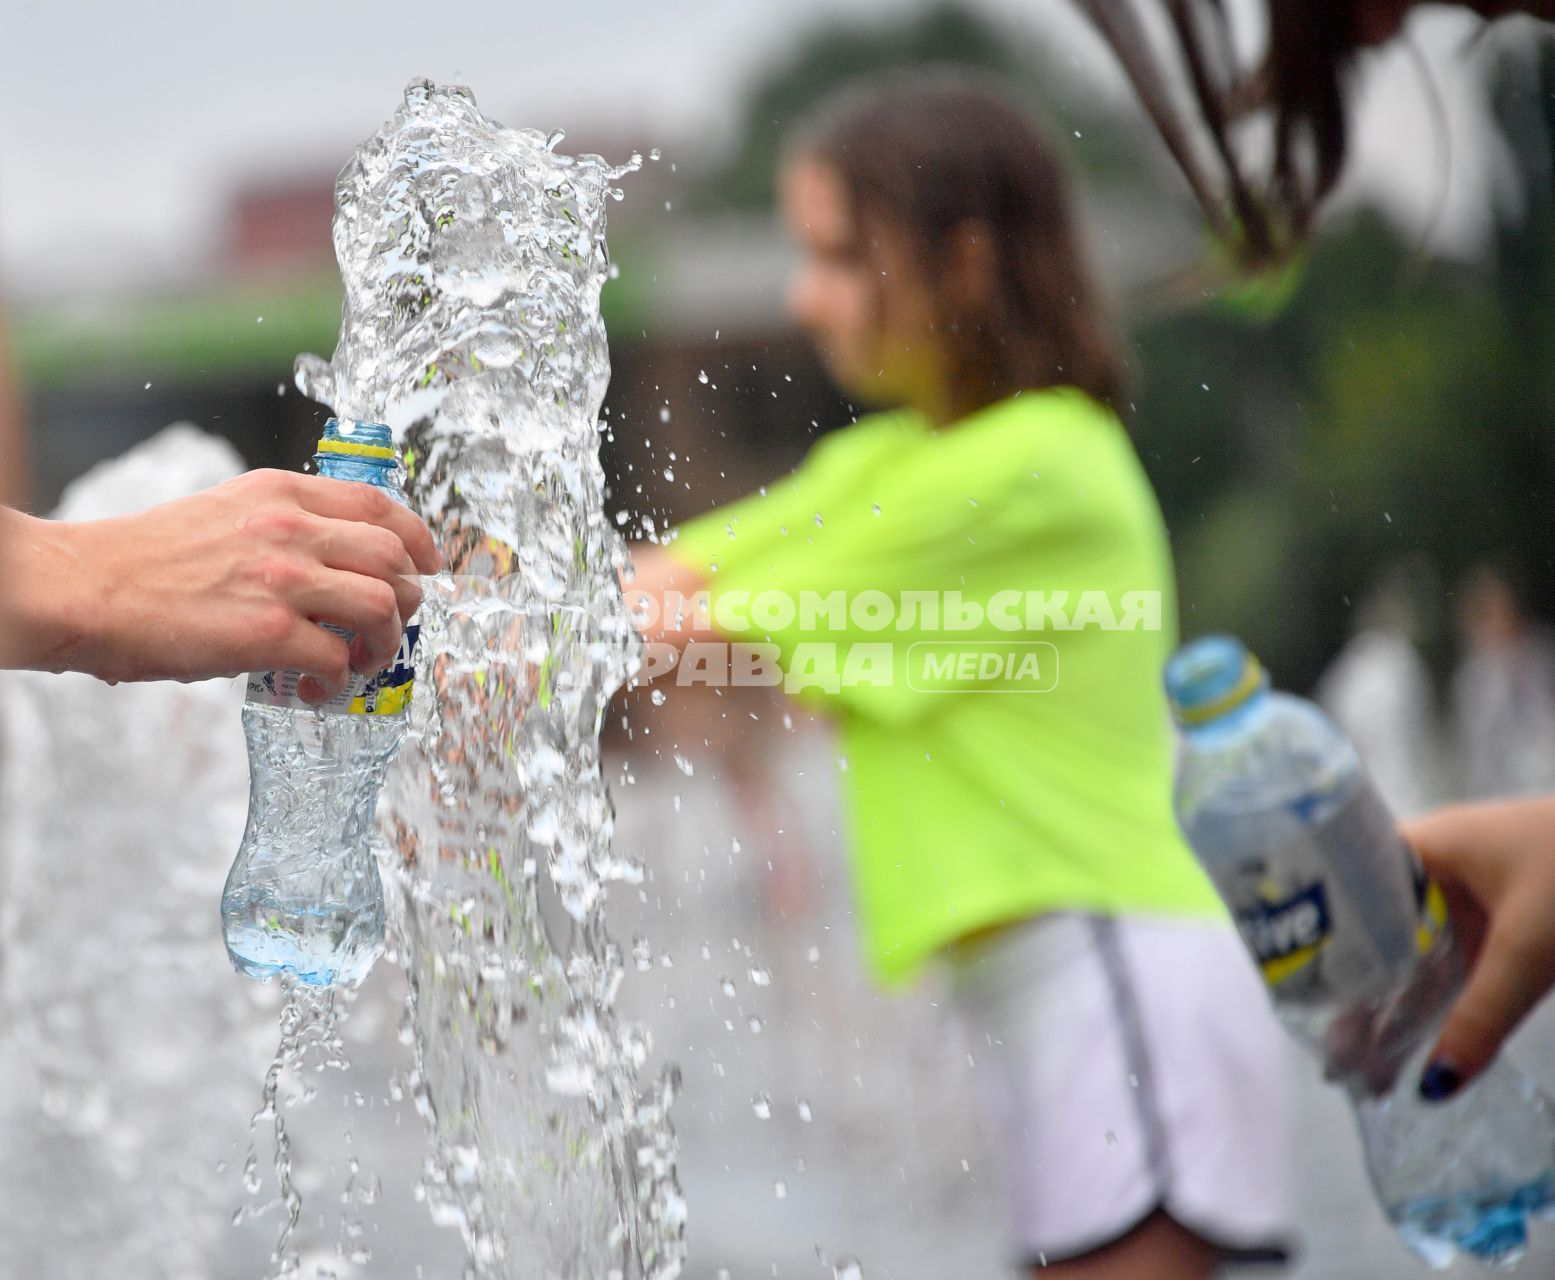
[0,506,92,673]
[1,469,439,690]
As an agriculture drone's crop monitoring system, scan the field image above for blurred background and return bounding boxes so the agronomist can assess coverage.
[4,1,1555,1277]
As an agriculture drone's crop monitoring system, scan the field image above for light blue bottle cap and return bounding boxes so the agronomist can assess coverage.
[1164,633,1269,727]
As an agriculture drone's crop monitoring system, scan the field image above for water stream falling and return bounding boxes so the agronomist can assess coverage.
[293,78,683,1278]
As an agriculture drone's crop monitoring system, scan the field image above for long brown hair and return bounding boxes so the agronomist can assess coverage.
[789,70,1128,419]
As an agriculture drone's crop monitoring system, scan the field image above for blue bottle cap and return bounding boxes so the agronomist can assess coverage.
[1164,633,1269,727]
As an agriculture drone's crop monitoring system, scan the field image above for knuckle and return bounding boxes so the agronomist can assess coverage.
[370,525,407,575]
[352,484,393,522]
[243,468,299,504]
[364,581,401,630]
[253,605,296,651]
[251,506,307,544]
[253,554,308,595]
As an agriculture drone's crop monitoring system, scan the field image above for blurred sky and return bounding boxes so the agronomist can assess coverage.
[0,0,1515,299]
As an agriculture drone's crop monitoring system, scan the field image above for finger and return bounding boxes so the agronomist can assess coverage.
[283,622,352,703]
[291,474,442,575]
[1406,796,1555,879]
[1423,916,1555,1098]
[305,514,424,626]
[296,570,404,674]
[1323,1003,1374,1081]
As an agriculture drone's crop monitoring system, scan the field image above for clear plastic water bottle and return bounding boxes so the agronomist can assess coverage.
[221,419,420,988]
[1166,633,1555,1269]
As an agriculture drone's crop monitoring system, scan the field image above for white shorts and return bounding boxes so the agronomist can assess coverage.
[948,912,1295,1267]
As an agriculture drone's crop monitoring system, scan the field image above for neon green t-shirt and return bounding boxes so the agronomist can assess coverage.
[665,388,1225,985]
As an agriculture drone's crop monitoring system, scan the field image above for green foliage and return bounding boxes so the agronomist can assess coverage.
[1132,36,1555,692]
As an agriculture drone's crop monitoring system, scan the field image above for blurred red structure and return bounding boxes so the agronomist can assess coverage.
[221,178,337,279]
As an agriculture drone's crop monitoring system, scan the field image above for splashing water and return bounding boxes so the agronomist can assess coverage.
[294,79,683,1278]
[234,983,353,1276]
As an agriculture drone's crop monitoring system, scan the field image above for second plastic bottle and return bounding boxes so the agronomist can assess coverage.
[1166,633,1555,1269]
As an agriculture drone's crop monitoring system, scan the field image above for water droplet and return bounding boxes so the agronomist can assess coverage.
[659,405,671,423]
[747,1015,763,1034]
[649,147,662,161]
[720,976,737,997]
[143,381,152,390]
[773,1179,788,1199]
[673,752,694,776]
[748,965,771,987]
[752,1092,772,1120]
[1105,1130,1117,1147]
[814,513,823,527]
[796,1098,813,1122]
[662,467,675,482]
[632,936,653,971]
[650,688,667,706]
[697,370,710,384]
[871,503,881,515]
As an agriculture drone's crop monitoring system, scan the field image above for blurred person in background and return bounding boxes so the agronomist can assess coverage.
[1316,559,1444,816]
[1449,562,1555,799]
[0,302,440,702]
[1089,0,1555,1101]
[627,72,1292,1280]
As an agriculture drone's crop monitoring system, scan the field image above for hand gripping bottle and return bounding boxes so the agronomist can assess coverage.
[1166,634,1555,1269]
[221,419,420,988]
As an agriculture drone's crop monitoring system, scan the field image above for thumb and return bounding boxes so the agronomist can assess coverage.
[1421,919,1548,1102]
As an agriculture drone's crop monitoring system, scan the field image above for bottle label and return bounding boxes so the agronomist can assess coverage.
[1237,882,1333,986]
[1211,781,1443,1003]
[247,623,420,716]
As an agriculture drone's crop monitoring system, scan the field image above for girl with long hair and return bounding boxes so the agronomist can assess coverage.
[627,71,1292,1278]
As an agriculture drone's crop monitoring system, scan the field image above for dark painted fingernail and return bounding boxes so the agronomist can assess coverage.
[1419,1060,1463,1103]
